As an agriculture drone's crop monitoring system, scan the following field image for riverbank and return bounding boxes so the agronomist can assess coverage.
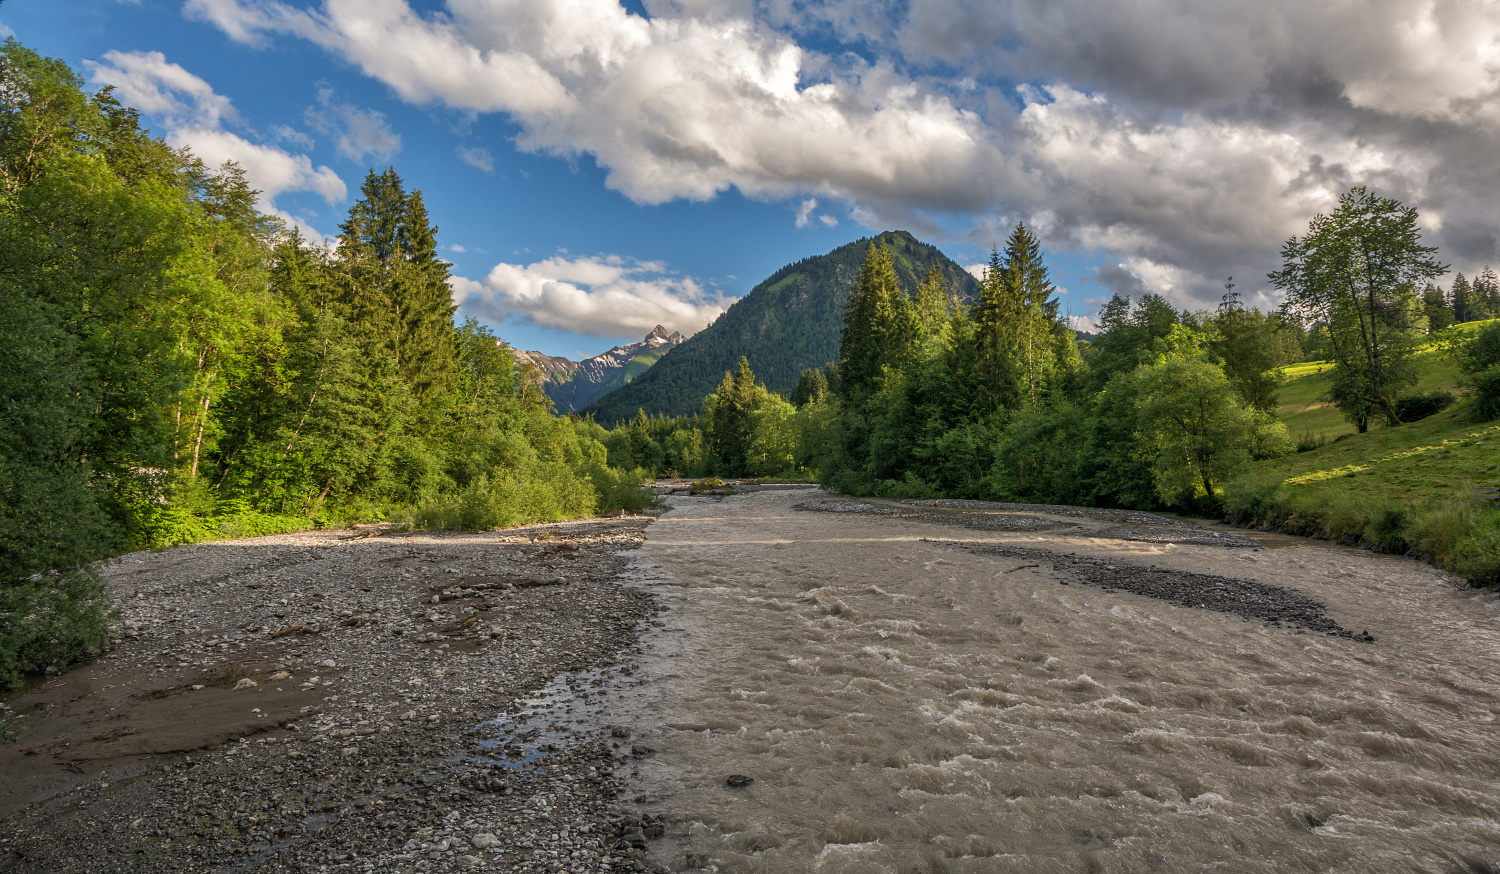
[0,514,669,873]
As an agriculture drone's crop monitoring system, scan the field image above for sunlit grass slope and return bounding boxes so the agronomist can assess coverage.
[1276,319,1498,441]
[1237,320,1500,584]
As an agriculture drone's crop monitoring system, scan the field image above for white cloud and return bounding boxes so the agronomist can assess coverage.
[456,145,495,173]
[963,263,987,282]
[305,87,401,163]
[0,22,14,39]
[453,254,736,338]
[186,0,1500,311]
[85,51,345,208]
[795,198,817,228]
[818,213,838,227]
[271,124,315,150]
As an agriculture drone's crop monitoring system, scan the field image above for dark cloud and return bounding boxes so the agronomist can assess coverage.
[1094,263,1149,299]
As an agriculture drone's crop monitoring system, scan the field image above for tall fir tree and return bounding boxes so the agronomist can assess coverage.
[337,168,457,401]
[838,246,914,397]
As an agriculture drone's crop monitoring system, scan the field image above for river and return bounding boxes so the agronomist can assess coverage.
[606,487,1500,873]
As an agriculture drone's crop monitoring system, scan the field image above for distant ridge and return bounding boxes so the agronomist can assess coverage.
[585,231,980,423]
[516,325,685,413]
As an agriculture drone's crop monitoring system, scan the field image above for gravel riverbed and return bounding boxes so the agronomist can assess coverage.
[0,514,672,874]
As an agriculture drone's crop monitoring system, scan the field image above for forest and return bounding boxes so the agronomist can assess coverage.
[5,34,1500,690]
[602,202,1500,587]
[0,42,652,688]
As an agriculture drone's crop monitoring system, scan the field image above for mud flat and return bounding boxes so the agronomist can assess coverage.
[620,488,1500,873]
[0,515,672,874]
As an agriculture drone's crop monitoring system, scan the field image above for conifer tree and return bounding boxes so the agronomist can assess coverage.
[838,246,912,396]
[1451,273,1475,323]
[997,222,1060,405]
[337,168,456,400]
[1474,267,1500,320]
[708,357,760,474]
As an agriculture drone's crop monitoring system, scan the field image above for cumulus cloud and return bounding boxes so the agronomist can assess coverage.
[86,51,345,211]
[453,254,736,338]
[305,87,401,163]
[187,0,1500,312]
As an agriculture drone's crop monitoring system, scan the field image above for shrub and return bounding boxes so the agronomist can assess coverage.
[0,568,113,690]
[1452,517,1500,586]
[1223,471,1290,526]
[587,464,659,514]
[1457,323,1500,422]
[1394,391,1455,422]
[1295,431,1327,453]
[401,461,597,531]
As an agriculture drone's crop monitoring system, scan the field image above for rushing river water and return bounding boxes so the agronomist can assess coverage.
[613,487,1500,873]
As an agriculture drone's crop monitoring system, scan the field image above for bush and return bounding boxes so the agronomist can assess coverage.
[401,462,597,532]
[1394,391,1455,422]
[0,568,113,690]
[1451,517,1500,586]
[587,464,659,514]
[1458,323,1500,422]
[1223,471,1290,526]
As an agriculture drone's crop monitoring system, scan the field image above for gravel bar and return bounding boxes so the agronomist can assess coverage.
[0,515,676,874]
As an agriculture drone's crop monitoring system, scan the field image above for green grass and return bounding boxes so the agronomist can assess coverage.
[1278,338,1478,441]
[1232,327,1500,585]
[1268,405,1500,502]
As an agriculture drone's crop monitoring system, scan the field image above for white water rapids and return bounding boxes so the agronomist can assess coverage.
[603,488,1500,872]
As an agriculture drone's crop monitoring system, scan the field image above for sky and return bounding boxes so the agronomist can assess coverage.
[6,0,1500,359]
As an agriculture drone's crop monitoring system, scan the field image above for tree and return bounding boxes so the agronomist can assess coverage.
[1085,292,1180,388]
[1474,267,1500,320]
[706,357,762,475]
[337,168,457,401]
[791,368,828,408]
[1207,289,1285,413]
[1133,353,1291,502]
[838,246,916,397]
[1423,282,1456,331]
[1457,322,1500,421]
[1271,187,1445,429]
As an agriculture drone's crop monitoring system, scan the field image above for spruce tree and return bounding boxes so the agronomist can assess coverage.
[1451,273,1474,323]
[336,168,456,400]
[997,222,1059,405]
[839,246,905,396]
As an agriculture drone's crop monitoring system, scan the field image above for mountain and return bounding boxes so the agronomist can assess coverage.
[584,230,981,423]
[515,325,685,413]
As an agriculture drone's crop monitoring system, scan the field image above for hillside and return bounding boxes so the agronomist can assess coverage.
[1277,319,1496,442]
[585,231,981,422]
[515,325,684,412]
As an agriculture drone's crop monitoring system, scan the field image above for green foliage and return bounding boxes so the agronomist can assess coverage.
[1132,352,1292,503]
[1394,391,1456,422]
[0,39,659,685]
[1272,187,1445,430]
[1205,294,1295,412]
[791,368,829,408]
[1456,322,1500,421]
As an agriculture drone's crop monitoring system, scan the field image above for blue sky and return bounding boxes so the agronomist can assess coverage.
[7,0,1499,359]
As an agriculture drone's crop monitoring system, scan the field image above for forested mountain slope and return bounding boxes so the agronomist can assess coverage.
[585,231,980,422]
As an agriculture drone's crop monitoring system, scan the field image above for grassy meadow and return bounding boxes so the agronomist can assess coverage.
[1230,319,1500,584]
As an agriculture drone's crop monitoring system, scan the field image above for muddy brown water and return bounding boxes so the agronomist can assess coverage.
[609,488,1500,873]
